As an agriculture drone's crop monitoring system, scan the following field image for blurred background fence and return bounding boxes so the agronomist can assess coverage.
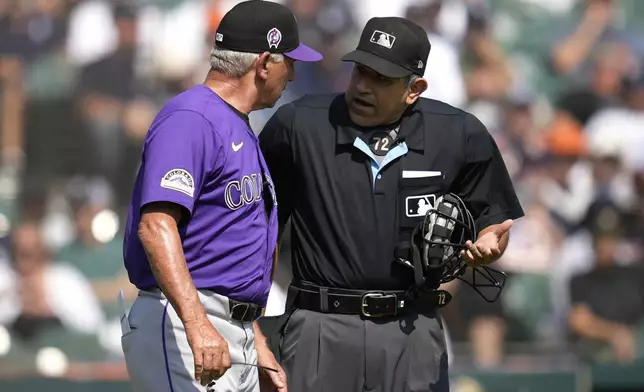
[1,0,644,391]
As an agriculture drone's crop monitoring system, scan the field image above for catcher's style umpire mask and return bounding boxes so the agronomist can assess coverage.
[407,193,507,302]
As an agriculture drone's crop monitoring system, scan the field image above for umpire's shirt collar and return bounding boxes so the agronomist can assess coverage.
[334,95,424,151]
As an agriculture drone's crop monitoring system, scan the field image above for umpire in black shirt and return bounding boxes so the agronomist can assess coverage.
[259,16,524,392]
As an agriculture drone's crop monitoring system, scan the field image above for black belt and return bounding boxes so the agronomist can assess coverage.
[228,298,263,323]
[143,287,262,323]
[289,281,452,319]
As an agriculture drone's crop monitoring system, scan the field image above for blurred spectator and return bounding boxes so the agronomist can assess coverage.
[550,0,640,78]
[537,152,594,232]
[55,178,136,320]
[406,1,467,108]
[75,2,157,212]
[586,144,637,214]
[14,0,80,199]
[500,202,563,334]
[3,221,103,341]
[65,0,117,67]
[452,202,563,369]
[284,0,356,95]
[585,74,644,173]
[568,206,644,364]
[460,4,513,103]
[552,41,636,135]
[493,91,547,180]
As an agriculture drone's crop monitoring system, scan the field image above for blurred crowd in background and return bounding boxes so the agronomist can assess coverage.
[1,0,644,383]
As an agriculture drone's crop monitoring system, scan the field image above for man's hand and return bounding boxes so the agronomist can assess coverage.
[185,321,232,386]
[610,327,637,364]
[256,342,287,392]
[461,219,513,266]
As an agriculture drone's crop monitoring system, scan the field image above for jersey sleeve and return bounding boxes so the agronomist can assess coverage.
[258,103,296,230]
[452,113,525,231]
[139,110,221,215]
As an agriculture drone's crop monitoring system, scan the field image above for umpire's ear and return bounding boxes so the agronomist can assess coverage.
[405,77,428,105]
[255,52,274,81]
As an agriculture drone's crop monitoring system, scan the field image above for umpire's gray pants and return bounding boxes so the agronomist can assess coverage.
[121,289,259,392]
[280,309,449,392]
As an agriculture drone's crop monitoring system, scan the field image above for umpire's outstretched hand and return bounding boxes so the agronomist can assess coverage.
[185,321,232,386]
[462,219,513,266]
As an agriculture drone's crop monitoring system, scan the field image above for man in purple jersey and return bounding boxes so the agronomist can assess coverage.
[119,2,321,392]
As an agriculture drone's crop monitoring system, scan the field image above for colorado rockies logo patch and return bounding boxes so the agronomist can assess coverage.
[160,169,195,197]
[267,28,282,49]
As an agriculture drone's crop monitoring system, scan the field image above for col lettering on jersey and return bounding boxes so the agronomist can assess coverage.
[123,85,278,307]
[225,173,264,210]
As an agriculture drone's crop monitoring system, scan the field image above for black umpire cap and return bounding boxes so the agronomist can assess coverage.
[215,0,322,62]
[342,17,431,78]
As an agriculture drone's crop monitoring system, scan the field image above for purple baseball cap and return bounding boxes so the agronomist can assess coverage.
[214,0,322,62]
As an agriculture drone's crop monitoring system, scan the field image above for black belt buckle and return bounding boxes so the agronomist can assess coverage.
[360,292,398,318]
[229,300,260,323]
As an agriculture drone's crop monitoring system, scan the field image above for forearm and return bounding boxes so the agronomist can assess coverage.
[569,305,628,342]
[138,210,207,327]
[552,18,606,73]
[0,57,24,166]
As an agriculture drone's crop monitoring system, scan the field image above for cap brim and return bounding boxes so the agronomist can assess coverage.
[341,50,412,78]
[284,44,323,62]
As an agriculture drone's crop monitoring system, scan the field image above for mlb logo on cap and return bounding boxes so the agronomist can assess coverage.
[342,17,430,78]
[370,30,395,49]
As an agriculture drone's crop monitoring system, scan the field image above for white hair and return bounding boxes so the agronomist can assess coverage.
[209,45,285,78]
[406,74,420,88]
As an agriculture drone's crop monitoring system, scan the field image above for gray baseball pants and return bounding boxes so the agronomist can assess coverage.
[278,308,450,392]
[121,289,259,392]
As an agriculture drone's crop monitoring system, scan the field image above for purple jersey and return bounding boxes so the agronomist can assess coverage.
[123,85,278,307]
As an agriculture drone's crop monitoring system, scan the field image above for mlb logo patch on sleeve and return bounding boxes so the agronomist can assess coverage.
[160,169,195,197]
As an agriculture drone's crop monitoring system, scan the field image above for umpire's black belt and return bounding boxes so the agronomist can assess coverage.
[289,281,451,319]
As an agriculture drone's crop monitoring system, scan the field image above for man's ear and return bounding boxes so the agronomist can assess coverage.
[255,52,273,81]
[406,77,428,105]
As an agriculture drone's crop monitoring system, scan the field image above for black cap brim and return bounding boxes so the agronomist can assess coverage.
[341,50,412,78]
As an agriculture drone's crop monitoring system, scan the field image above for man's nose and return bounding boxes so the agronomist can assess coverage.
[356,75,369,93]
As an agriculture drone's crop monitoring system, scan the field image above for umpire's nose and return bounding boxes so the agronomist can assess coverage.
[355,73,370,95]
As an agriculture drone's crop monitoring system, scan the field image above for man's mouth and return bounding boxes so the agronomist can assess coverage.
[352,97,375,109]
